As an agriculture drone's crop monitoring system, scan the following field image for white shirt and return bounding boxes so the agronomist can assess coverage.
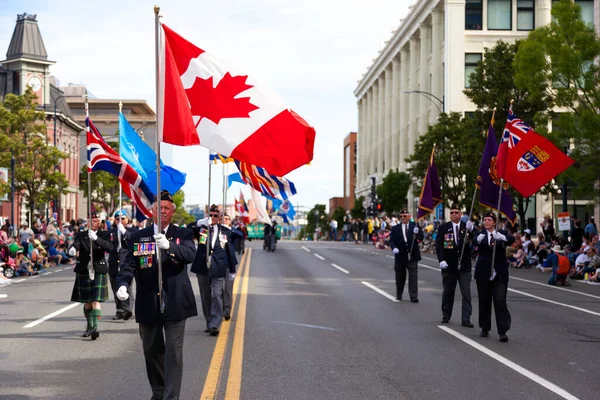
[153,224,170,236]
[452,222,461,243]
[402,224,409,242]
[210,224,219,248]
[487,230,496,245]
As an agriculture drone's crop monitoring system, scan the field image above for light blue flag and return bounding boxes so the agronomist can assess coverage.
[119,112,186,196]
[278,200,296,222]
[227,172,245,188]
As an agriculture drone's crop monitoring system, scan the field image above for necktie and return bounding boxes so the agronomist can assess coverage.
[404,224,407,241]
[455,225,459,245]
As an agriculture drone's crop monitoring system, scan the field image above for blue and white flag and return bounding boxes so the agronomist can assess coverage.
[235,160,297,200]
[277,199,296,223]
[119,112,186,196]
[227,172,245,188]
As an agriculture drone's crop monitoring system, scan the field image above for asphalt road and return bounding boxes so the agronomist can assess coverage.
[1,240,599,400]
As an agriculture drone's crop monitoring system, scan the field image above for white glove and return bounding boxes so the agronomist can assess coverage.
[492,232,507,242]
[230,273,236,280]
[413,227,419,234]
[116,286,129,301]
[440,261,448,269]
[117,223,126,235]
[466,221,474,232]
[68,246,77,256]
[392,248,399,255]
[477,234,486,244]
[88,230,98,241]
[196,217,210,227]
[154,233,170,250]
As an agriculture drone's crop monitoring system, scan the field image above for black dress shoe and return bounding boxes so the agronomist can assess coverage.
[91,327,99,340]
[461,322,474,328]
[204,328,210,333]
[480,330,489,337]
[223,312,231,321]
[82,325,92,338]
[441,317,450,323]
[499,334,509,343]
[112,313,124,321]
[410,298,419,303]
[210,327,219,336]
[395,297,401,301]
[122,311,133,321]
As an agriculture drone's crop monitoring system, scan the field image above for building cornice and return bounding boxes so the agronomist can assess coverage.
[44,111,84,132]
[354,0,442,99]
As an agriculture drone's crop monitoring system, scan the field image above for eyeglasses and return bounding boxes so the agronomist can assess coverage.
[114,217,123,220]
[210,213,220,217]
[400,214,409,217]
[450,211,460,214]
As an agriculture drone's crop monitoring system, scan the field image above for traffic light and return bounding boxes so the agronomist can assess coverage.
[376,202,383,212]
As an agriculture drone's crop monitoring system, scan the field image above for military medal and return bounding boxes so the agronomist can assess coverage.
[134,243,139,256]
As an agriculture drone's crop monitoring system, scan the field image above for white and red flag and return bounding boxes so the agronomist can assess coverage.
[159,24,316,177]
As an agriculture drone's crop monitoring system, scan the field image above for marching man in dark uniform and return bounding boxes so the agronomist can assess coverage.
[474,211,511,342]
[220,214,242,321]
[68,210,113,340]
[389,208,423,302]
[435,204,474,327]
[108,209,136,321]
[191,205,237,336]
[116,190,197,400]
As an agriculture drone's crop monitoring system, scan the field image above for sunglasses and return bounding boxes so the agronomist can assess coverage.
[450,211,460,214]
[400,214,409,217]
[210,213,220,217]
[114,216,124,220]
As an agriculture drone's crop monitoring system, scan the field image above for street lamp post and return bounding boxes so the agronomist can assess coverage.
[10,155,15,238]
[561,146,569,238]
[404,90,444,114]
[53,94,67,223]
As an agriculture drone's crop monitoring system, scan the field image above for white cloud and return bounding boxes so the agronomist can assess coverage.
[1,0,411,210]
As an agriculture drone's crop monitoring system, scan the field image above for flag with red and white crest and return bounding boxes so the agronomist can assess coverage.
[159,24,316,177]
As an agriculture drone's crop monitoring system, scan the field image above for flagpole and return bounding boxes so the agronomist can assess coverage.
[154,5,164,311]
[207,156,212,266]
[222,163,226,215]
[412,143,436,258]
[84,90,94,281]
[458,108,496,266]
[117,101,123,249]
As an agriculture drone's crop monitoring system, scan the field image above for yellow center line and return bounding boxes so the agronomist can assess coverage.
[200,250,248,400]
[225,247,252,399]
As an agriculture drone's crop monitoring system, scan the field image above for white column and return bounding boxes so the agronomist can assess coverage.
[371,83,378,175]
[377,75,385,176]
[444,0,465,113]
[384,65,393,175]
[419,23,431,136]
[409,36,420,156]
[400,47,409,172]
[535,0,552,27]
[431,8,444,124]
[357,96,364,190]
[391,55,400,171]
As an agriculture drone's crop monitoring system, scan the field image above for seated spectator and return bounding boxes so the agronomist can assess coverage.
[522,230,533,255]
[510,244,527,268]
[15,250,38,276]
[545,245,571,286]
[588,266,600,283]
[572,246,599,279]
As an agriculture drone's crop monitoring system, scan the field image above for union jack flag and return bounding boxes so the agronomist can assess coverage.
[86,108,154,221]
[497,109,532,180]
[235,160,297,200]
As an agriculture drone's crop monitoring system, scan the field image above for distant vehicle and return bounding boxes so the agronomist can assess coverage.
[246,222,281,240]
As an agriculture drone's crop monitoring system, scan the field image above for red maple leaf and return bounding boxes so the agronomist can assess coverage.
[185,72,259,125]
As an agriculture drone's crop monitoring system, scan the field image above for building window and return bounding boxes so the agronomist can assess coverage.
[466,0,483,30]
[575,0,594,26]
[517,0,534,30]
[465,53,482,88]
[488,0,512,30]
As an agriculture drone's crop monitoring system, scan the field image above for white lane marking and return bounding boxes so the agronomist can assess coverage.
[24,303,80,329]
[43,272,53,275]
[301,246,311,252]
[55,268,63,272]
[508,288,600,317]
[361,281,399,302]
[30,275,39,279]
[12,278,26,283]
[419,263,439,272]
[314,254,325,260]
[330,263,350,274]
[0,294,7,298]
[271,321,340,331]
[439,326,580,400]
[511,276,600,300]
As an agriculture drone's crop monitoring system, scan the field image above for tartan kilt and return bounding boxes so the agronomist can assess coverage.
[71,273,109,303]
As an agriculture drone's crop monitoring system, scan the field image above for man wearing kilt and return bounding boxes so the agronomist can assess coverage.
[68,211,113,340]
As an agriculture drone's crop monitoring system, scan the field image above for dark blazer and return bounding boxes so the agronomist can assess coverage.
[191,224,237,278]
[108,226,138,274]
[473,230,509,282]
[70,230,113,274]
[436,221,472,272]
[117,224,197,324]
[390,222,423,265]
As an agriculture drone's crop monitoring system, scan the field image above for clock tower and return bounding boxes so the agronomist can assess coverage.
[0,13,55,105]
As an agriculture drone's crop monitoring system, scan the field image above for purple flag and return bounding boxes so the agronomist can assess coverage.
[417,147,442,221]
[476,124,517,223]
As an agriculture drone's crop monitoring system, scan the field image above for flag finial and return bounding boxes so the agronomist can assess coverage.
[154,5,160,14]
[118,101,122,113]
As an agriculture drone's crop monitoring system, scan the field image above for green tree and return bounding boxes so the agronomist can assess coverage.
[79,139,121,216]
[172,190,196,226]
[331,206,346,233]
[376,170,411,214]
[306,204,328,240]
[0,88,69,220]
[465,40,554,224]
[350,196,365,219]
[406,112,483,208]
[515,0,600,200]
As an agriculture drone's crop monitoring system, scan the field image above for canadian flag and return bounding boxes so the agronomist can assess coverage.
[159,24,316,177]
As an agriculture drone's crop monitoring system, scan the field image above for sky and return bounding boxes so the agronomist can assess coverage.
[0,0,411,211]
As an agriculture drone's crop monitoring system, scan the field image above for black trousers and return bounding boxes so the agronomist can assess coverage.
[139,318,186,400]
[476,279,511,335]
[109,272,133,313]
[441,269,472,323]
[395,260,418,300]
[196,274,212,328]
